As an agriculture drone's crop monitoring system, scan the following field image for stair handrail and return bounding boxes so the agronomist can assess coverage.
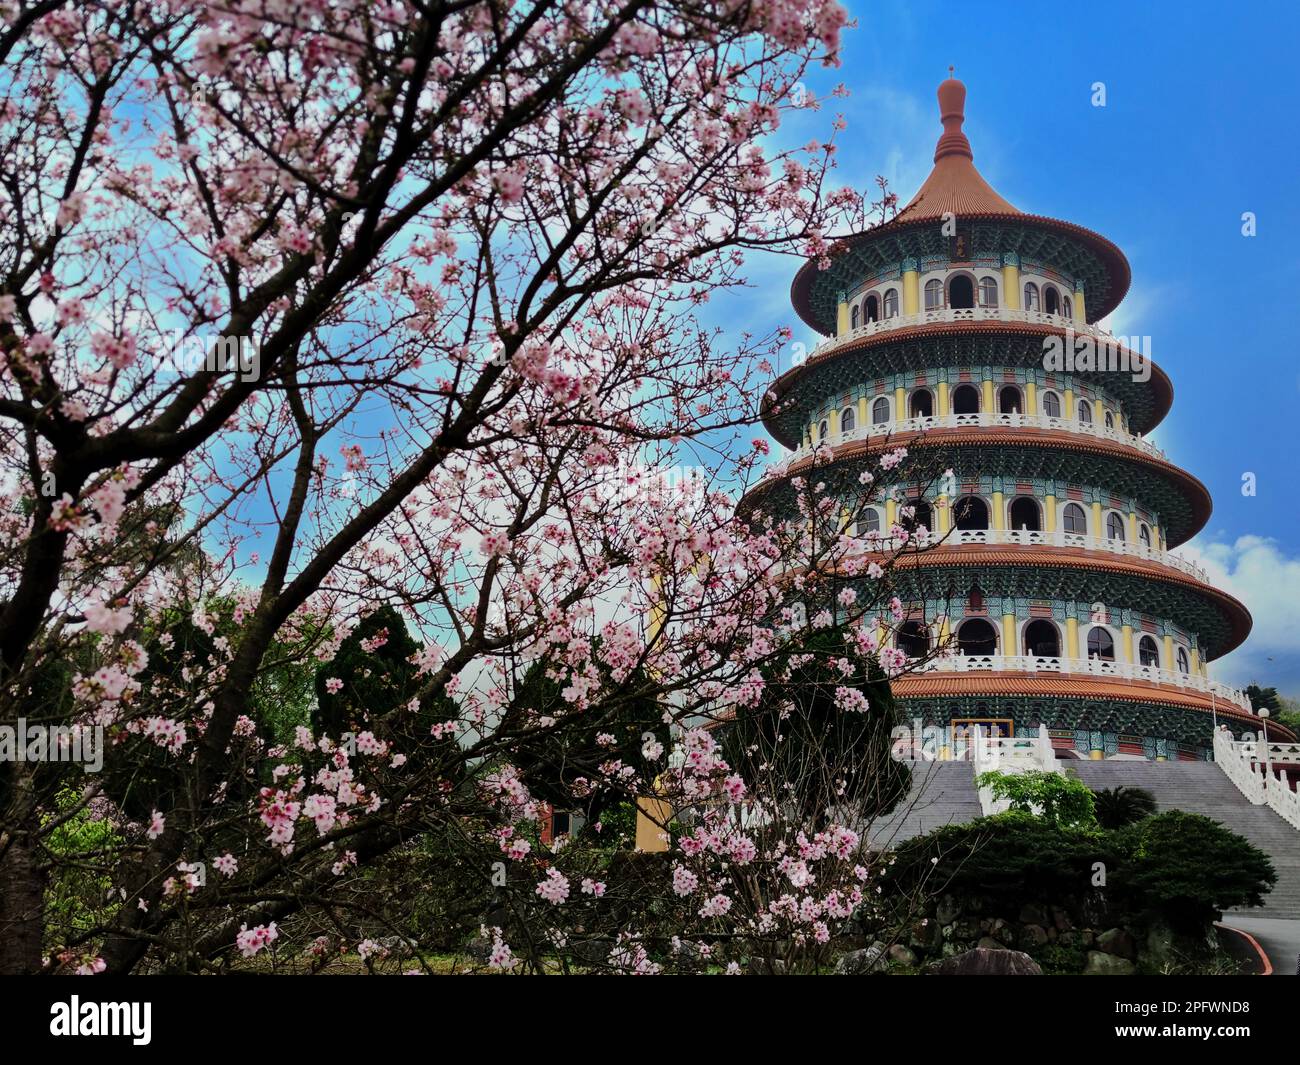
[1213,726,1267,805]
[1265,764,1300,830]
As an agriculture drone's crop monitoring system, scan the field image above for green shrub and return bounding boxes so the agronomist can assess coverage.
[1092,785,1157,829]
[975,769,1097,828]
[1110,811,1276,930]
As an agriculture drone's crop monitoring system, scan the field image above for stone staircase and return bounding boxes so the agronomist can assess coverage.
[867,758,1300,919]
[867,760,983,848]
[1069,760,1300,919]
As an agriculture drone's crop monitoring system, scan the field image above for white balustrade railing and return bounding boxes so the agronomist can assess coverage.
[973,723,1060,814]
[809,306,1115,359]
[1213,729,1300,830]
[913,653,1253,712]
[791,411,1165,463]
[940,527,1208,583]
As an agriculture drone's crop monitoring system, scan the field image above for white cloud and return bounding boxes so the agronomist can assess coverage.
[1177,534,1300,699]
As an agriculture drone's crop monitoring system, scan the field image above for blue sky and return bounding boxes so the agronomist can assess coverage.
[705,0,1300,695]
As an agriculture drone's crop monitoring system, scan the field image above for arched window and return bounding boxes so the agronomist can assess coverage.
[948,275,975,310]
[1104,411,1115,430]
[1087,627,1115,661]
[1106,512,1126,541]
[864,293,879,323]
[924,278,944,311]
[1061,502,1087,534]
[1042,390,1062,418]
[967,582,985,613]
[957,618,998,656]
[850,304,859,330]
[897,620,931,658]
[1024,619,1061,657]
[979,276,999,308]
[909,389,934,418]
[883,288,899,318]
[840,405,856,434]
[998,386,1022,414]
[903,500,932,533]
[871,396,890,425]
[953,496,989,531]
[818,418,829,441]
[1009,497,1041,532]
[1063,295,1072,319]
[1077,399,1093,424]
[1176,647,1190,674]
[857,508,881,537]
[1139,524,1152,548]
[1044,285,1060,315]
[951,383,980,415]
[1138,635,1160,668]
[1023,282,1040,310]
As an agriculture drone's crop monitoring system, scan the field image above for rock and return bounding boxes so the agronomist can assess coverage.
[952,918,981,942]
[835,942,887,975]
[936,895,961,925]
[928,947,1042,975]
[1019,903,1048,926]
[887,944,918,967]
[1020,923,1050,948]
[908,918,941,952]
[748,956,788,975]
[1080,930,1095,948]
[977,936,1007,951]
[1097,927,1136,959]
[1051,906,1074,932]
[988,918,1013,942]
[1084,950,1136,975]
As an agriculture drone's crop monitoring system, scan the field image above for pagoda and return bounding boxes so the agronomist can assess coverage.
[751,76,1293,759]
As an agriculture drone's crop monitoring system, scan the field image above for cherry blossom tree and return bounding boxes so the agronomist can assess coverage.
[0,0,959,975]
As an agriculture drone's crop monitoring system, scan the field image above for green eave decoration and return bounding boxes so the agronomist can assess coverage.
[805,221,1112,334]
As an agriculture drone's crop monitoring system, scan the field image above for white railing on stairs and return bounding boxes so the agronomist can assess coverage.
[1213,728,1300,830]
[972,723,1060,815]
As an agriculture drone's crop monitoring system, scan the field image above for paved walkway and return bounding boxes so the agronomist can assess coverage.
[1221,916,1300,975]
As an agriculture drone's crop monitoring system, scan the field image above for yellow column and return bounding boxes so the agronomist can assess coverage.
[840,505,852,532]
[982,378,995,413]
[857,395,867,428]
[894,386,906,420]
[1026,380,1037,416]
[1065,617,1080,659]
[1090,501,1102,536]
[1121,624,1134,664]
[829,407,840,437]
[936,493,950,534]
[1151,522,1160,548]
[836,299,849,335]
[635,795,672,852]
[938,614,951,646]
[1128,511,1138,541]
[1044,494,1057,533]
[937,381,950,416]
[1063,388,1075,420]
[1091,749,1104,760]
[903,267,920,315]
[1001,614,1017,656]
[1163,635,1174,670]
[992,491,1005,531]
[1191,646,1201,676]
[1003,261,1021,310]
[1074,287,1086,322]
[885,498,897,529]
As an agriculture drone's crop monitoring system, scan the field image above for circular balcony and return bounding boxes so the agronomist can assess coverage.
[912,527,1206,583]
[808,306,1100,359]
[898,652,1254,713]
[790,411,1165,464]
